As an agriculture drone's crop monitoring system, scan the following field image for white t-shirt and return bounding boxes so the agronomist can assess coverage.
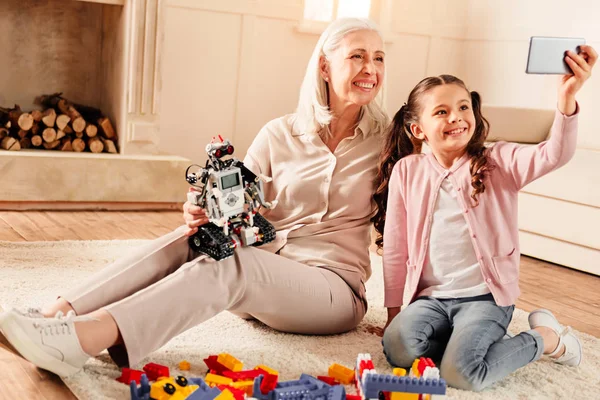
[417,178,490,298]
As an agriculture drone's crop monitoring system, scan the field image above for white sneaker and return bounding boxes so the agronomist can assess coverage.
[13,307,45,318]
[0,310,93,377]
[528,309,582,367]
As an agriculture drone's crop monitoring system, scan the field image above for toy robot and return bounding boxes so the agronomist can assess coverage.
[185,136,277,260]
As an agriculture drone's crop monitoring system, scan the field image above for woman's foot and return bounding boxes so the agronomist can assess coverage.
[0,309,92,377]
[529,308,582,366]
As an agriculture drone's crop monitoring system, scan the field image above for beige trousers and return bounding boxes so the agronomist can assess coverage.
[62,226,367,367]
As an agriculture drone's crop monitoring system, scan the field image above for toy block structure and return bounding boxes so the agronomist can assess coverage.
[217,353,244,372]
[354,354,447,400]
[251,373,344,400]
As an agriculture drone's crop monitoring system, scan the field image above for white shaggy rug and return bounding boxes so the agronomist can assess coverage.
[0,240,599,400]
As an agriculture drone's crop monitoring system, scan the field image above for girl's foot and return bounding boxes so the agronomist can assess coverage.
[0,309,92,377]
[529,308,582,366]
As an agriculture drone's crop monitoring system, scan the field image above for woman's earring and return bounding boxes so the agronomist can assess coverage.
[324,77,328,82]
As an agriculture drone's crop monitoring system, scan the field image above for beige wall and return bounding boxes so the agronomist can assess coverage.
[158,0,469,162]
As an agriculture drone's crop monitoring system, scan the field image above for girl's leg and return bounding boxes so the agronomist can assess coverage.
[382,297,452,368]
[439,296,543,392]
[1,245,365,375]
[42,226,195,317]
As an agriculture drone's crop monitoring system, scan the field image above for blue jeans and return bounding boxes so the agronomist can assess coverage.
[382,294,544,392]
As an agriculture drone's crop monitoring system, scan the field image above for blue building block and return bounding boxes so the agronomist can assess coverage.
[252,374,332,400]
[130,374,150,400]
[362,374,446,399]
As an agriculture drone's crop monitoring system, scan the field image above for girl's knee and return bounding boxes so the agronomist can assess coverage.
[440,357,487,392]
[382,325,427,367]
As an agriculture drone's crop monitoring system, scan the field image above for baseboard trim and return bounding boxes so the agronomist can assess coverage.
[0,201,183,211]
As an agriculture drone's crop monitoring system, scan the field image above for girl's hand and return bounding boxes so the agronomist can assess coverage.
[558,44,597,115]
[183,188,209,236]
[366,307,402,337]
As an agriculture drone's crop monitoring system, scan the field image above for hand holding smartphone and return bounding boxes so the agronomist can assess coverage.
[526,36,586,75]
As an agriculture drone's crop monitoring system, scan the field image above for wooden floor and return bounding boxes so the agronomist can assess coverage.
[0,210,599,399]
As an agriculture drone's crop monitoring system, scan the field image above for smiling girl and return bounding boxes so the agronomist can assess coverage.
[372,45,597,391]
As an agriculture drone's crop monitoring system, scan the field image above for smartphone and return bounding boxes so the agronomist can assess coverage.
[525,36,586,75]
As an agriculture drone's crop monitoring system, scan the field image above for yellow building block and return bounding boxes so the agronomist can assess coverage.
[205,373,233,386]
[411,359,421,378]
[393,368,407,377]
[390,393,418,400]
[255,364,279,376]
[214,389,235,400]
[217,353,243,372]
[231,380,254,396]
[328,363,354,384]
[178,360,191,371]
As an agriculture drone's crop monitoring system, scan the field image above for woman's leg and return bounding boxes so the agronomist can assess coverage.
[42,226,195,317]
[439,296,545,392]
[382,297,452,368]
[1,245,365,375]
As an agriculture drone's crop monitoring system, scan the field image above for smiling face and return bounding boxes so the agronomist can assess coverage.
[410,83,476,163]
[320,29,385,112]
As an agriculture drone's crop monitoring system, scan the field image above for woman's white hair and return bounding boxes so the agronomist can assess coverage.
[295,17,389,137]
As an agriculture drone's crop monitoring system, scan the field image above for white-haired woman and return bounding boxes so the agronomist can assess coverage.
[0,17,389,377]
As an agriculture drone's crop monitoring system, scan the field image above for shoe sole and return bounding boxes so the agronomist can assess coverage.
[0,313,81,377]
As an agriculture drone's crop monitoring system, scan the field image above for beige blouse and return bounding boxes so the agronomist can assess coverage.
[243,112,383,298]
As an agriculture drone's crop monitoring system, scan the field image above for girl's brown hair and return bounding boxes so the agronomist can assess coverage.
[372,75,491,250]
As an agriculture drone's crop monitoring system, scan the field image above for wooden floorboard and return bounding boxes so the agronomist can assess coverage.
[0,210,598,399]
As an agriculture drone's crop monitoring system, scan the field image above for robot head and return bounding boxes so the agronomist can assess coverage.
[205,137,235,160]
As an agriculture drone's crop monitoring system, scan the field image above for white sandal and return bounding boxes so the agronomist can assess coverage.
[528,309,582,367]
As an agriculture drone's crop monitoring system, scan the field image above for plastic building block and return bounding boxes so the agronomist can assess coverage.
[214,389,235,400]
[223,368,267,381]
[361,375,447,399]
[117,368,145,385]
[143,362,170,381]
[259,373,279,394]
[149,376,199,400]
[216,384,246,400]
[230,380,254,396]
[130,374,151,400]
[410,359,420,378]
[252,374,328,400]
[205,373,233,387]
[217,353,243,372]
[255,364,279,376]
[390,393,417,400]
[204,355,231,376]
[179,360,191,371]
[317,375,340,385]
[185,377,223,400]
[417,358,435,377]
[328,363,354,385]
[392,368,407,377]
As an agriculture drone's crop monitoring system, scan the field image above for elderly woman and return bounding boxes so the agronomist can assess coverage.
[0,17,389,377]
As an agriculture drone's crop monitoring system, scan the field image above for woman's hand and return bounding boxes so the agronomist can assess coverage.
[183,188,209,236]
[558,44,597,116]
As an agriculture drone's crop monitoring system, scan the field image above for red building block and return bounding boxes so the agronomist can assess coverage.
[259,373,278,394]
[417,357,435,377]
[142,362,170,381]
[223,368,267,381]
[346,395,362,400]
[317,376,340,385]
[115,368,145,385]
[204,355,230,375]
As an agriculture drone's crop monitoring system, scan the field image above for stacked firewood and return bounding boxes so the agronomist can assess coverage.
[0,93,118,153]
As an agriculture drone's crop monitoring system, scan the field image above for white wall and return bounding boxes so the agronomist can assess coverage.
[158,0,469,162]
[463,0,600,150]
